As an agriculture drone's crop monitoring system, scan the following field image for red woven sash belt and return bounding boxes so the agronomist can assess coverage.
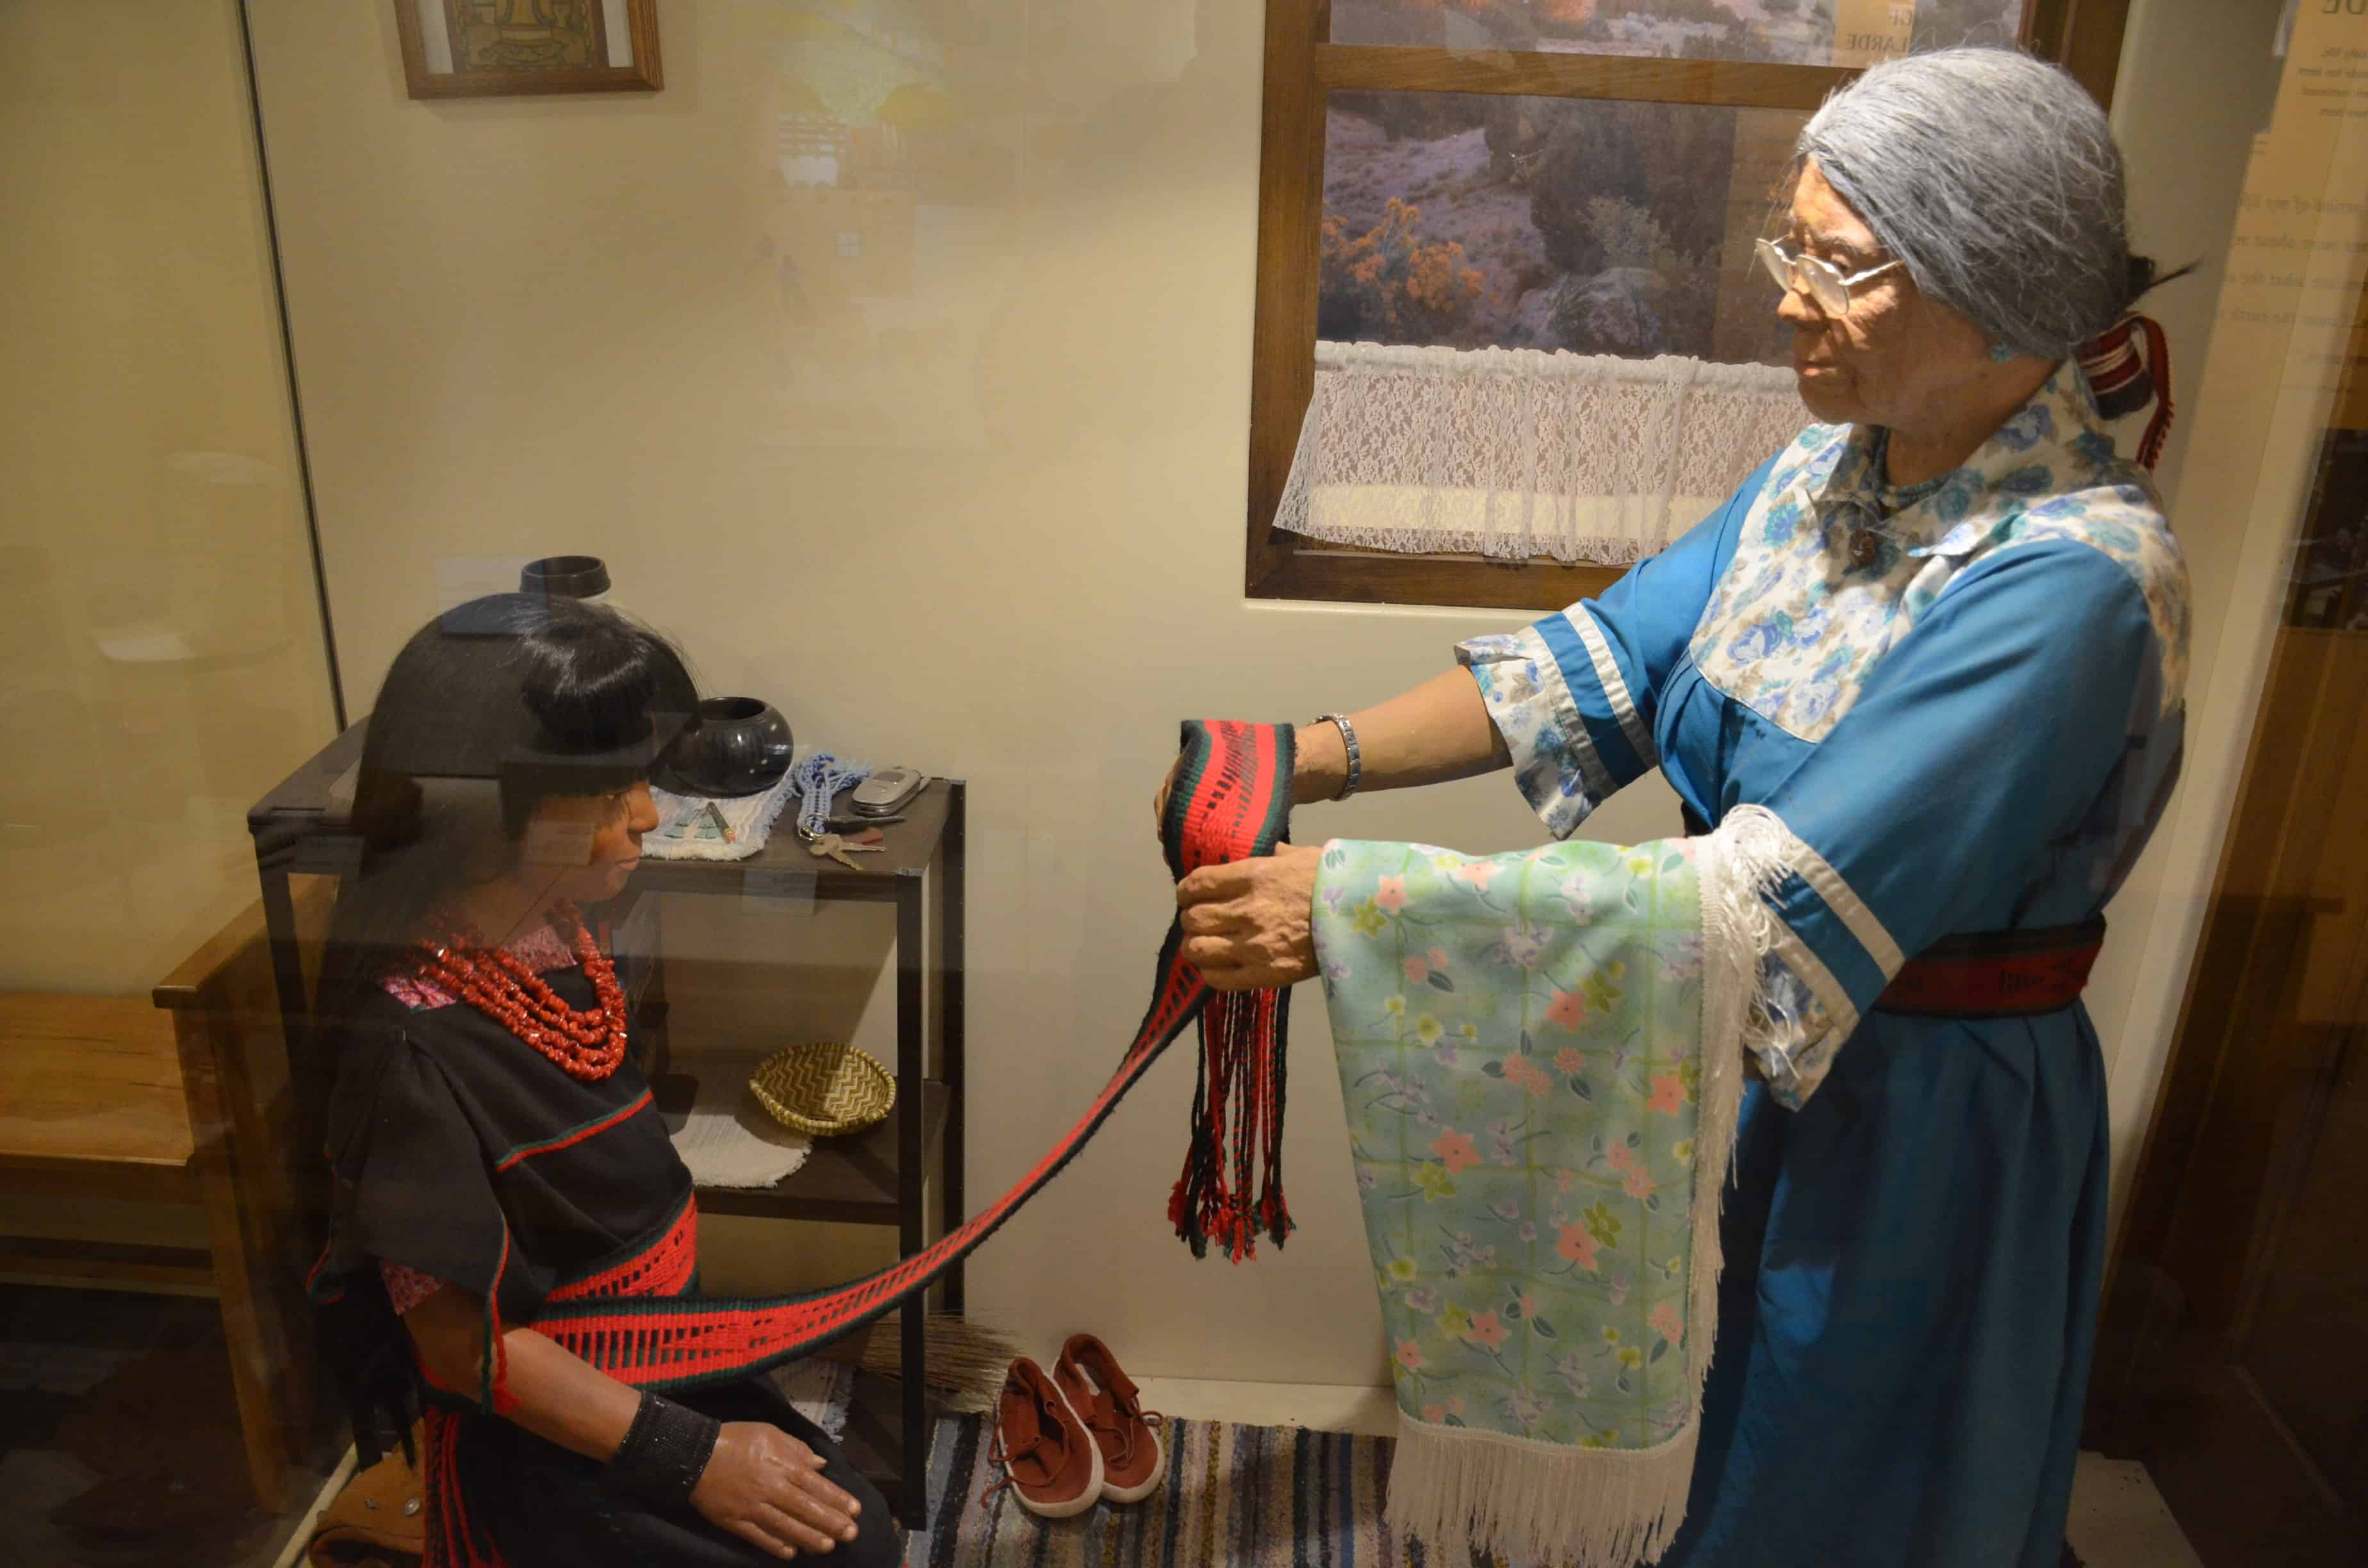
[1872,919,2107,1017]
[513,720,1296,1394]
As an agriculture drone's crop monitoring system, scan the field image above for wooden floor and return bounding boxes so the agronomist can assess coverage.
[0,1286,337,1568]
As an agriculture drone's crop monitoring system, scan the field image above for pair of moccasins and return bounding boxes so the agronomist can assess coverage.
[985,1334,1163,1519]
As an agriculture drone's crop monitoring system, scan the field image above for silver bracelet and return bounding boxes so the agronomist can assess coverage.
[1318,713,1361,801]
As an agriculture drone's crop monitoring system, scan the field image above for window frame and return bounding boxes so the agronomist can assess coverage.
[1245,0,2132,612]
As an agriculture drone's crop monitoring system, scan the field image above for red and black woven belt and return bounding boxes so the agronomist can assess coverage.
[1871,919,2107,1017]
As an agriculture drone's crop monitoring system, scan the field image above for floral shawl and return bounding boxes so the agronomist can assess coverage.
[1315,833,1755,1566]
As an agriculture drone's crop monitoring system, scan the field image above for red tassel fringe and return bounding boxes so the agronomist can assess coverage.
[2134,314,2175,471]
[1169,986,1294,1262]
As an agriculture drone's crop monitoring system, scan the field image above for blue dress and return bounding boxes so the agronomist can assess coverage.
[1455,364,2191,1567]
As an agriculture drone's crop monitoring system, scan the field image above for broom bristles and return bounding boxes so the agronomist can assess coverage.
[845,1312,1022,1414]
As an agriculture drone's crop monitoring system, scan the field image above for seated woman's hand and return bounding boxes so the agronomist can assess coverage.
[1177,845,1322,992]
[691,1421,862,1558]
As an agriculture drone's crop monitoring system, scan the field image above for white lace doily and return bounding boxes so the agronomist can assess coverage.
[668,1074,812,1189]
[1274,340,1810,566]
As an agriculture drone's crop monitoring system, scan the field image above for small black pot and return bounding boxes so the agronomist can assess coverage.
[665,697,794,797]
[521,555,611,599]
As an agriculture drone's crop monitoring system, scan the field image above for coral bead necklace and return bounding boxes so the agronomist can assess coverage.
[413,901,629,1081]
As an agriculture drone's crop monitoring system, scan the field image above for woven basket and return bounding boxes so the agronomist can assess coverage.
[749,1042,896,1137]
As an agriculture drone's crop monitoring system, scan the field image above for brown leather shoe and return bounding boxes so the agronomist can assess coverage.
[1053,1334,1165,1503]
[987,1358,1102,1519]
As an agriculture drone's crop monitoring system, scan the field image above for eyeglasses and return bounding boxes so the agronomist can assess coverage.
[1755,237,1905,315]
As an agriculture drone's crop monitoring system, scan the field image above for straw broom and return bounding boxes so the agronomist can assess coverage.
[818,1312,1021,1414]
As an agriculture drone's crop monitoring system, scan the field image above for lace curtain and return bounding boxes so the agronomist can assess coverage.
[1274,340,1812,566]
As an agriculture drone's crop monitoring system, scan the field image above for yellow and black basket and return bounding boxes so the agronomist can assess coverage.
[748,1041,896,1138]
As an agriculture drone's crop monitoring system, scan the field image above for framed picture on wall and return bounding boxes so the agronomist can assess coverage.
[393,0,662,99]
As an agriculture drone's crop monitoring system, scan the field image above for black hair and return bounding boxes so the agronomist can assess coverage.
[315,592,696,1023]
[304,592,697,1452]
[2123,252,2197,312]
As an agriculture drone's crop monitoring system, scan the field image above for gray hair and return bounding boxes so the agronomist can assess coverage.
[1798,47,2157,358]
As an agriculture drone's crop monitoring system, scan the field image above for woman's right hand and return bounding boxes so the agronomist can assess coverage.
[691,1421,862,1558]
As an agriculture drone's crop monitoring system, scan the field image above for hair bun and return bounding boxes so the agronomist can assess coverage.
[2126,253,2158,304]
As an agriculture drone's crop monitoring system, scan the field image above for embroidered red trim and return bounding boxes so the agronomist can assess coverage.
[493,1090,653,1172]
[1874,941,2105,1016]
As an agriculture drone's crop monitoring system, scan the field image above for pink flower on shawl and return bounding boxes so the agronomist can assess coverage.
[1502,1058,1553,1097]
[1395,1339,1427,1372]
[1431,1129,1480,1175]
[1374,876,1408,913]
[1556,1221,1600,1271]
[1605,1141,1636,1175]
[1465,1311,1509,1352]
[1403,957,1429,983]
[1545,988,1588,1032]
[1650,1303,1684,1345]
[1422,1404,1446,1424]
[1624,1167,1657,1198]
[1647,1073,1688,1115]
[1450,859,1501,891]
[1556,1047,1586,1075]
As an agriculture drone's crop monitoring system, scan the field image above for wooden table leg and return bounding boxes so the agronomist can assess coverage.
[896,879,930,1524]
[181,1035,293,1510]
[941,783,966,1314]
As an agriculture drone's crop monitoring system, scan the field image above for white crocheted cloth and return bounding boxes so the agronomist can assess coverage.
[667,1073,814,1189]
[646,771,800,862]
[1275,340,1810,566]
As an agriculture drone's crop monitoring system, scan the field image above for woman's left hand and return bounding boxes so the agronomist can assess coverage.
[1177,845,1322,992]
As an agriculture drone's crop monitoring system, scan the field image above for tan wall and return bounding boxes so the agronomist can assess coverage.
[2084,0,2288,1226]
[2095,0,2368,1246]
[238,0,2321,1384]
[243,0,1630,1387]
[0,0,339,995]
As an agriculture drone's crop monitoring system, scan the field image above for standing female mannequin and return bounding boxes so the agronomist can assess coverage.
[1174,49,2187,1567]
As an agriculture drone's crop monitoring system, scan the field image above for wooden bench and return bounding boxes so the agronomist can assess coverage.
[0,897,318,1512]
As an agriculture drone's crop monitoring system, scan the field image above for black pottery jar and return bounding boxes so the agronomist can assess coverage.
[666,697,794,797]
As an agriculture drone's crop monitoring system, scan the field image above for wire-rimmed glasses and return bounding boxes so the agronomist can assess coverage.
[1755,236,1905,314]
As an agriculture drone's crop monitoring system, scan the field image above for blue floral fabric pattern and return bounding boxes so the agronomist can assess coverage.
[1459,623,1615,841]
[1750,948,1836,1110]
[1693,364,2188,742]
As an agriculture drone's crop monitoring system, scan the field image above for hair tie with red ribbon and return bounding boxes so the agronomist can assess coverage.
[2076,314,2175,470]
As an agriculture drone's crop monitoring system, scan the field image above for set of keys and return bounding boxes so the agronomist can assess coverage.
[807,830,885,871]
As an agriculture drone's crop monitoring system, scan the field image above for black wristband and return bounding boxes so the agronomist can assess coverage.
[609,1391,721,1509]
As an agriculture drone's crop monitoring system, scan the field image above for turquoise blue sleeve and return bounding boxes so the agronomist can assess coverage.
[1456,456,1770,838]
[1739,542,2172,1106]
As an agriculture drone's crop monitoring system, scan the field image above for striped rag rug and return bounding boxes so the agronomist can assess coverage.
[903,1412,1449,1567]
